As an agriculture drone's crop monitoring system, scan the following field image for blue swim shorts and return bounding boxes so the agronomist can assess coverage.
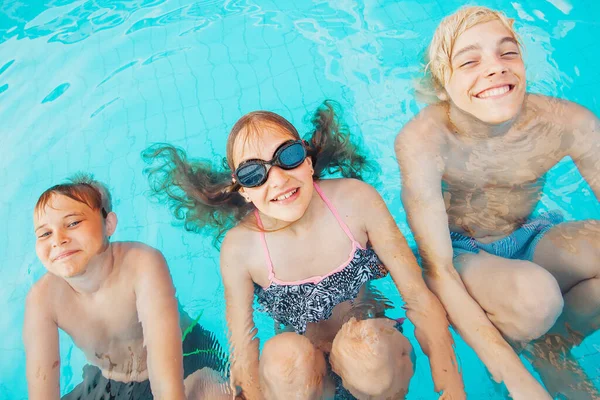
[451,211,564,261]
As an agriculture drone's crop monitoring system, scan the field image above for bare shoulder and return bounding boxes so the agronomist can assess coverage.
[220,221,260,275]
[317,178,380,208]
[117,241,165,263]
[320,176,376,193]
[395,104,449,154]
[24,274,61,348]
[222,222,255,256]
[560,99,599,129]
[528,93,580,113]
[113,241,168,277]
[26,273,62,317]
[529,94,598,128]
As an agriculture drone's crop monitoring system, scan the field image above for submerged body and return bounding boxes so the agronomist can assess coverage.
[396,10,600,400]
[438,94,593,240]
[25,183,229,400]
[30,241,157,383]
[223,177,456,400]
[28,242,226,384]
[144,102,465,399]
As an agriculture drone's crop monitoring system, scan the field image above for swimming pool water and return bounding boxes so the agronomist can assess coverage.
[1,0,599,398]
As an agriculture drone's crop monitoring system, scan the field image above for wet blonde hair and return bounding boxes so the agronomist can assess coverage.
[417,6,521,102]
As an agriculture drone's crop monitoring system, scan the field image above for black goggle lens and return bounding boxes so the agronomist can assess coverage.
[234,141,307,188]
[236,163,266,187]
[278,142,306,169]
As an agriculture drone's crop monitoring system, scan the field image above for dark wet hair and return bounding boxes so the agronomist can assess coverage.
[35,172,112,218]
[142,100,376,244]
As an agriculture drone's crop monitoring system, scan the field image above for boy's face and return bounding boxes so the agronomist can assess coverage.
[34,194,112,278]
[444,20,526,124]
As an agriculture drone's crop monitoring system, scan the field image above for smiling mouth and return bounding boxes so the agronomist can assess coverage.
[271,188,298,202]
[476,85,514,99]
[54,250,79,261]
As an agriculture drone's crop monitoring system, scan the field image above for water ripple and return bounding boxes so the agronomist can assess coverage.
[3,0,167,45]
[142,47,191,65]
[90,97,120,118]
[127,0,262,35]
[97,60,138,88]
[41,82,70,103]
[0,60,15,76]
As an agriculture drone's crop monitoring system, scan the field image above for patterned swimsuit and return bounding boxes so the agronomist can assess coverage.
[253,182,388,334]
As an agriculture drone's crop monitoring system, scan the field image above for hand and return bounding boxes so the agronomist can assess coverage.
[184,368,231,400]
[234,385,247,400]
[439,383,466,400]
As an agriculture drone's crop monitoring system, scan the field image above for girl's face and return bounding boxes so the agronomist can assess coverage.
[232,126,314,223]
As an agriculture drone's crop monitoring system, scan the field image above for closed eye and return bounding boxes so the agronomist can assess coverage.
[460,60,476,68]
[502,51,519,57]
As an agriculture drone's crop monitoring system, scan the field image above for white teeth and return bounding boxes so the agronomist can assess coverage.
[477,85,511,99]
[274,188,297,201]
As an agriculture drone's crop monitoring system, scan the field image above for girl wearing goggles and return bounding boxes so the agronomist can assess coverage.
[144,101,465,400]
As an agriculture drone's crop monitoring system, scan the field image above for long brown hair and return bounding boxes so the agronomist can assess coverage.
[142,100,376,244]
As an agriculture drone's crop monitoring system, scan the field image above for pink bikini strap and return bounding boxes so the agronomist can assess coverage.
[254,209,275,282]
[312,182,357,243]
[254,182,356,284]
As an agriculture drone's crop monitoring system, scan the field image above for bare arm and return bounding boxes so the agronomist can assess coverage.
[24,282,61,400]
[394,120,551,399]
[220,231,262,400]
[134,246,186,400]
[568,103,600,201]
[353,179,464,398]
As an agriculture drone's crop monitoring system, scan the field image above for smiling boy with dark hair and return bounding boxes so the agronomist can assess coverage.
[24,173,230,400]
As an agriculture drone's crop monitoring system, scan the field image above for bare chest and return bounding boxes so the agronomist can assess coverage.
[56,288,143,366]
[252,209,368,285]
[442,131,563,191]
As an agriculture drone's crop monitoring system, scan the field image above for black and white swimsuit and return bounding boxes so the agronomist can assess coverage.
[253,182,389,335]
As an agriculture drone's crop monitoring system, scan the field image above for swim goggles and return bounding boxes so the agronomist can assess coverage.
[233,140,308,188]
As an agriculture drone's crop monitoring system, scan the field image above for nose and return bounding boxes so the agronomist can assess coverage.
[267,166,289,188]
[483,56,508,78]
[52,230,69,247]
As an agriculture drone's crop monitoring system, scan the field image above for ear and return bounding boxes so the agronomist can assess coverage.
[105,212,118,237]
[436,90,449,102]
[306,156,314,174]
[237,187,252,203]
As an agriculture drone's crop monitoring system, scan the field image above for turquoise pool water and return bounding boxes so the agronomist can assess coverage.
[1,0,599,398]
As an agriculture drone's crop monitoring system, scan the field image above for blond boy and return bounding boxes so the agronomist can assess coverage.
[24,174,230,399]
[395,6,600,400]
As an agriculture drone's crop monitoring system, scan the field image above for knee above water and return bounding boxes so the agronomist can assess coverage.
[510,266,564,340]
[260,333,325,389]
[331,319,412,396]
